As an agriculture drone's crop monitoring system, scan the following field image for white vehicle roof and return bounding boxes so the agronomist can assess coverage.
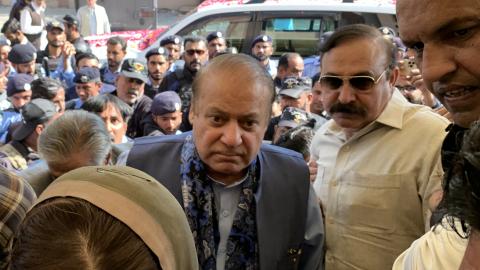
[140,0,396,57]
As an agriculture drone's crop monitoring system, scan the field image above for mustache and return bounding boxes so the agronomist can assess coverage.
[189,60,201,66]
[127,89,138,95]
[329,102,367,116]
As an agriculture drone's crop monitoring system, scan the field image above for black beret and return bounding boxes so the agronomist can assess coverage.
[160,35,182,47]
[206,31,224,43]
[7,73,34,97]
[145,47,169,60]
[8,44,37,64]
[251,34,272,48]
[74,67,101,83]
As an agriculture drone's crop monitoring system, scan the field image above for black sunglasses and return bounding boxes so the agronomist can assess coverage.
[185,49,206,56]
[320,70,387,91]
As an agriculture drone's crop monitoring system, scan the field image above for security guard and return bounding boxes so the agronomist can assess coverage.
[206,31,227,59]
[159,35,183,72]
[158,36,208,132]
[65,67,102,110]
[144,47,170,99]
[8,43,43,78]
[0,99,57,172]
[251,34,276,77]
[0,74,34,143]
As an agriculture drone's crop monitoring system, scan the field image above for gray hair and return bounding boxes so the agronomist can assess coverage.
[38,111,112,168]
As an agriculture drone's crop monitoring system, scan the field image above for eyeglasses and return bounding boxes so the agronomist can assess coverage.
[185,49,206,56]
[128,78,144,85]
[319,70,387,91]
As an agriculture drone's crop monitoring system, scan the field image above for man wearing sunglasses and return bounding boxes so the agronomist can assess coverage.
[309,24,450,270]
[113,58,152,138]
[159,36,209,132]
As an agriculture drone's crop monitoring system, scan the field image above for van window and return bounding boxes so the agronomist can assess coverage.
[178,13,252,52]
[262,16,335,57]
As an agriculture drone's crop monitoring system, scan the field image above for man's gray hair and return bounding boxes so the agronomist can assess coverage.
[38,110,112,167]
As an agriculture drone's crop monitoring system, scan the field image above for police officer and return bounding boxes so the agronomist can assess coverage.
[144,47,170,99]
[251,34,276,77]
[0,73,34,143]
[8,43,42,78]
[206,31,227,59]
[65,67,102,110]
[158,36,208,132]
[159,35,183,72]
[0,99,57,172]
[61,14,91,55]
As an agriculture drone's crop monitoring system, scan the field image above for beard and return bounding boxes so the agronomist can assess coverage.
[49,40,64,48]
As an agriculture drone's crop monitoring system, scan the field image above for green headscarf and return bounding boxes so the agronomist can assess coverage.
[36,165,198,270]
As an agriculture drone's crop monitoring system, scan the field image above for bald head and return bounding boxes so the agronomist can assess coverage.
[191,53,275,111]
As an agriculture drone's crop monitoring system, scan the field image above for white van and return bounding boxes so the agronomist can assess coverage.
[141,0,397,58]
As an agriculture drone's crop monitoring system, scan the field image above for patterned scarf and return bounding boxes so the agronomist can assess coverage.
[180,135,259,270]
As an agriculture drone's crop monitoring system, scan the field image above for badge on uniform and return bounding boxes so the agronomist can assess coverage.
[133,63,145,72]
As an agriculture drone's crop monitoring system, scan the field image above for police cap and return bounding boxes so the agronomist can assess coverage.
[7,73,34,97]
[145,47,169,60]
[8,44,37,64]
[160,35,182,47]
[74,67,101,84]
[206,31,224,43]
[251,34,272,48]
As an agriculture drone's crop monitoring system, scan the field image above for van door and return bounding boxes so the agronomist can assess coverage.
[254,11,337,57]
[177,12,254,53]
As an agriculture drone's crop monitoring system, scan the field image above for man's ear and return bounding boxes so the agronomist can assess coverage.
[307,92,313,103]
[35,124,45,135]
[389,67,399,87]
[104,151,112,165]
[188,106,195,124]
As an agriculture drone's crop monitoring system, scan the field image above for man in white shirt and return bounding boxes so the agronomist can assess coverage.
[77,0,111,37]
[309,24,449,270]
[19,0,45,50]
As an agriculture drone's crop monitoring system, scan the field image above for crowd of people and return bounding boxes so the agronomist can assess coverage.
[0,0,477,269]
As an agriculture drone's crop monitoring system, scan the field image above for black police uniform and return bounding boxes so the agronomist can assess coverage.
[157,67,195,131]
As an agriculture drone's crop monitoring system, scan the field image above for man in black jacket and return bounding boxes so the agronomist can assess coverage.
[113,58,151,138]
[158,36,208,131]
